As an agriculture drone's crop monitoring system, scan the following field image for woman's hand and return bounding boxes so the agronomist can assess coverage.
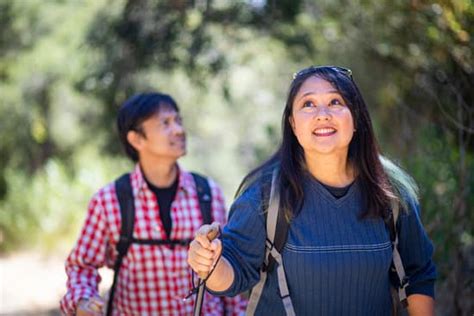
[188,222,222,279]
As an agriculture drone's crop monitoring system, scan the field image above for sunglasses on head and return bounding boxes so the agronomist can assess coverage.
[292,66,353,80]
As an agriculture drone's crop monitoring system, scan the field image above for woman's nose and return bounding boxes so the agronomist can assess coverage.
[314,106,331,120]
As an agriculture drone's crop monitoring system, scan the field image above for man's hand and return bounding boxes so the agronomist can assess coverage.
[76,296,105,316]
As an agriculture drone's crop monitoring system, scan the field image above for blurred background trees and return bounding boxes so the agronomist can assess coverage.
[0,0,472,314]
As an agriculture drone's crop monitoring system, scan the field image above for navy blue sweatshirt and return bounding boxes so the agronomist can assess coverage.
[213,175,436,315]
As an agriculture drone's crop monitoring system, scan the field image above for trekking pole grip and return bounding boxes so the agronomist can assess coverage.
[198,223,220,279]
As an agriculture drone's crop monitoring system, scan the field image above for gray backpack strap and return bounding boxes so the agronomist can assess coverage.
[390,199,409,306]
[246,255,270,315]
[270,246,295,316]
[267,170,280,242]
[247,170,296,316]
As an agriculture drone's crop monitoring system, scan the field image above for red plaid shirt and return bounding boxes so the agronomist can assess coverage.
[60,165,247,315]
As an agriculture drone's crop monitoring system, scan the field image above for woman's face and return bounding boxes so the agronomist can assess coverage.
[290,76,355,158]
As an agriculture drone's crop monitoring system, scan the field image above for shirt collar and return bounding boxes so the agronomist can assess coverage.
[130,163,194,196]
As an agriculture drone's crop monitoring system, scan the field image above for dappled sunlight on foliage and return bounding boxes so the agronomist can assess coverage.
[0,146,130,253]
[0,0,472,314]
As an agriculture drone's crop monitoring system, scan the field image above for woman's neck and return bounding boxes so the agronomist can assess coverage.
[304,152,355,188]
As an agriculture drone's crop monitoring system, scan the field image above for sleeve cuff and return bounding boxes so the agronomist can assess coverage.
[406,280,435,299]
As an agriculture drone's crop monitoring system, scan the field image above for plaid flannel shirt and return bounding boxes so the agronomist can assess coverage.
[60,164,247,315]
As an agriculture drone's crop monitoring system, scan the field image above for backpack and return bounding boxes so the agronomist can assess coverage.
[246,170,409,316]
[106,172,213,316]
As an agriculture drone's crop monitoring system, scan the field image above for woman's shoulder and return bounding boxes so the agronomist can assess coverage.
[233,176,267,206]
[236,162,277,198]
[380,155,420,211]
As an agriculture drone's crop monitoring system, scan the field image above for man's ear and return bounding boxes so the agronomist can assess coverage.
[127,130,143,152]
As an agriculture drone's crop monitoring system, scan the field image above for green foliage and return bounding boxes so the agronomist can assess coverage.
[0,0,472,313]
[405,124,474,273]
[0,146,130,252]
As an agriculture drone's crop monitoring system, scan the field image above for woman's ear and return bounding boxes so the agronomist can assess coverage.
[127,130,143,151]
[289,116,295,131]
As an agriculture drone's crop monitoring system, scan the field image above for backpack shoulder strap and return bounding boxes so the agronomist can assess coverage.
[107,173,135,316]
[389,199,409,308]
[264,173,290,273]
[191,172,213,225]
[116,173,136,255]
[247,169,295,316]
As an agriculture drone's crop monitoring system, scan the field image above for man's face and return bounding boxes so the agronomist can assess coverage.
[132,108,186,162]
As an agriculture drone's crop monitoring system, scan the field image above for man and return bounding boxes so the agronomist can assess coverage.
[60,92,246,315]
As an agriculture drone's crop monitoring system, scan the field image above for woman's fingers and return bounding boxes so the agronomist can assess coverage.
[195,222,220,248]
[188,240,216,273]
[194,233,212,249]
[188,224,223,276]
[209,239,222,258]
[190,241,215,262]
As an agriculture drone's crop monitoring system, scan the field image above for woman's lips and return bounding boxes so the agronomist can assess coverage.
[313,127,337,136]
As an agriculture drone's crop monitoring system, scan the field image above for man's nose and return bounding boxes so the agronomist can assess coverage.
[173,122,185,134]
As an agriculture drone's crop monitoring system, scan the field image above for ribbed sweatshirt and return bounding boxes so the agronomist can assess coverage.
[213,175,436,316]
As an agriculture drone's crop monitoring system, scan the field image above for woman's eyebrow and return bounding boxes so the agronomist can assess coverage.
[296,90,341,101]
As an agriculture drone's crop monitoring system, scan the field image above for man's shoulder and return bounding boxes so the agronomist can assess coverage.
[90,179,118,205]
[184,170,223,191]
[179,169,225,203]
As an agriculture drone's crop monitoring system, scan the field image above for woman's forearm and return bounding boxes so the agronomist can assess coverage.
[407,294,434,316]
[204,256,235,292]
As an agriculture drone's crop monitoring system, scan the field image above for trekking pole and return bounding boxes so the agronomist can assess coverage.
[193,223,220,316]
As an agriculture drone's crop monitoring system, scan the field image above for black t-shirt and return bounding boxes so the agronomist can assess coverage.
[145,176,179,238]
[320,181,353,199]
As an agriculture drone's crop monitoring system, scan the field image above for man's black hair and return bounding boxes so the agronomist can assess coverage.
[117,92,179,162]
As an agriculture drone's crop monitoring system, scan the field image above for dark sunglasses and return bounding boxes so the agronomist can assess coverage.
[292,66,353,80]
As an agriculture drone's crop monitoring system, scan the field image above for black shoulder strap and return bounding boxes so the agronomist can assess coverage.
[107,173,135,316]
[191,172,213,225]
[385,207,397,243]
[116,173,136,255]
[274,207,290,253]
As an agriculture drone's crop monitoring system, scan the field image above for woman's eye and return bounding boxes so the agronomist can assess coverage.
[303,101,315,108]
[329,99,344,106]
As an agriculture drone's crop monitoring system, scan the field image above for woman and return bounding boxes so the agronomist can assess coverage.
[188,66,436,315]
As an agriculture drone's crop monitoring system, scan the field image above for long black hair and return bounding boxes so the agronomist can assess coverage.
[236,66,400,221]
